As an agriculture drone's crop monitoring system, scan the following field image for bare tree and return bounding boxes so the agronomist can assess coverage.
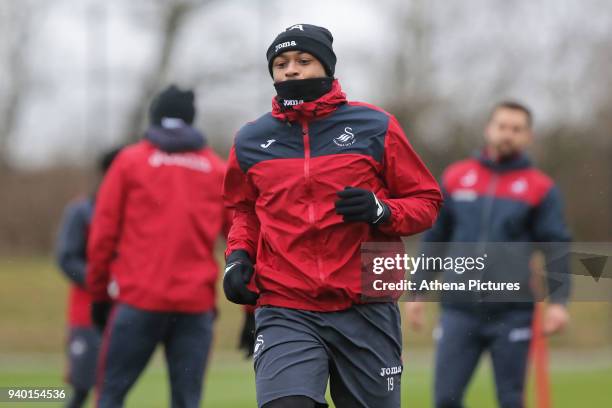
[379,0,453,172]
[122,0,212,142]
[0,1,43,170]
[385,0,435,123]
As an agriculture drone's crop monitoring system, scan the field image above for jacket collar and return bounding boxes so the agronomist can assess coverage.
[271,79,347,123]
[144,124,206,153]
[476,149,532,172]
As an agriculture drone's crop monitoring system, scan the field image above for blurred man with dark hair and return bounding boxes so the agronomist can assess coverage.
[86,85,230,408]
[406,101,571,408]
[56,147,121,408]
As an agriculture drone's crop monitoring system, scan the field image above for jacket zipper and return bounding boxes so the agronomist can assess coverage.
[479,172,499,243]
[475,171,498,302]
[301,120,324,281]
[301,120,315,225]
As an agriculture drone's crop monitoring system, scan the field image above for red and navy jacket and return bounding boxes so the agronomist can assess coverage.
[421,151,572,308]
[56,196,95,327]
[87,129,231,313]
[224,80,442,312]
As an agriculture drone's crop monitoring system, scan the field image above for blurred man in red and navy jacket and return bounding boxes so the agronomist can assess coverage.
[406,101,572,408]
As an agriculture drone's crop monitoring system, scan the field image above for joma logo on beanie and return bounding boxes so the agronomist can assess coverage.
[275,40,297,53]
[267,24,337,77]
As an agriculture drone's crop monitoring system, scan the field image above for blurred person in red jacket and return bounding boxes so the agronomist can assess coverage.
[56,147,121,408]
[223,24,442,408]
[86,85,230,408]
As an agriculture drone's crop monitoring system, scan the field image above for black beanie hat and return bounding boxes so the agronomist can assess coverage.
[266,24,336,77]
[149,85,196,126]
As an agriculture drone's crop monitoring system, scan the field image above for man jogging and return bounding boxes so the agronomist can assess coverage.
[56,148,120,408]
[405,101,571,408]
[223,24,442,408]
[86,85,229,408]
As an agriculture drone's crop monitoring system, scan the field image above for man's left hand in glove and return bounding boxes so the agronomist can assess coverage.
[334,186,391,225]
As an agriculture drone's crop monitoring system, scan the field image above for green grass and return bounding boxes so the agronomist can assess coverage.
[1,351,611,407]
[1,255,610,353]
[1,256,611,406]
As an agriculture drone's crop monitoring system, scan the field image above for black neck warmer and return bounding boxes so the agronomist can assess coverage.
[274,77,333,109]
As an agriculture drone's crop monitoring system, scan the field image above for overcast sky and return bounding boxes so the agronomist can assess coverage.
[2,0,611,168]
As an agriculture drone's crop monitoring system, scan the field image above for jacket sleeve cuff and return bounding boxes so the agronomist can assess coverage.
[376,199,398,234]
[548,294,570,306]
[226,249,253,264]
[225,245,255,261]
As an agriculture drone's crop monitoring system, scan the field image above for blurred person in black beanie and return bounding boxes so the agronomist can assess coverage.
[87,85,231,408]
[149,85,196,126]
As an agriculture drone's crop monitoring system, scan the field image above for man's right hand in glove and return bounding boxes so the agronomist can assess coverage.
[223,250,258,305]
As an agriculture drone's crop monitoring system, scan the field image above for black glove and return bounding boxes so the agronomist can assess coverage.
[223,250,258,305]
[335,186,391,225]
[238,310,256,358]
[91,301,112,332]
